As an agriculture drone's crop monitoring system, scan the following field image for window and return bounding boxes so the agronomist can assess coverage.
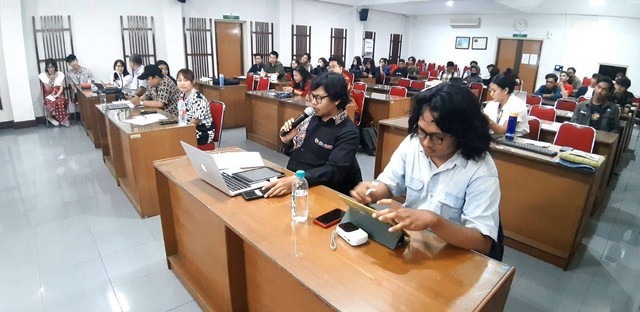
[250,21,274,61]
[330,28,347,64]
[183,17,215,79]
[120,15,157,65]
[388,34,403,65]
[291,25,311,62]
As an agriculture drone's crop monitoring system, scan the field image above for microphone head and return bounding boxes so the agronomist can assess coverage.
[303,106,315,117]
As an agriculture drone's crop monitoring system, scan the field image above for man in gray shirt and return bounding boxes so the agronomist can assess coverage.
[65,54,95,93]
[263,50,285,80]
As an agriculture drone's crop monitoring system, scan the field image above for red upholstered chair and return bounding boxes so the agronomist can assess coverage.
[553,122,596,153]
[416,60,426,71]
[530,105,556,122]
[631,97,640,106]
[348,72,355,85]
[461,66,471,78]
[528,117,541,141]
[419,70,430,77]
[353,81,367,92]
[256,77,270,90]
[426,63,436,72]
[469,82,484,103]
[555,98,578,112]
[397,78,411,88]
[198,100,226,151]
[351,89,366,127]
[582,77,591,87]
[389,86,407,97]
[526,94,542,106]
[285,72,292,81]
[428,69,438,80]
[437,65,445,72]
[246,73,255,91]
[578,96,588,103]
[410,80,426,90]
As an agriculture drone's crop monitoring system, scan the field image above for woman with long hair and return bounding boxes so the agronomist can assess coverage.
[111,59,132,89]
[283,66,312,97]
[38,58,69,127]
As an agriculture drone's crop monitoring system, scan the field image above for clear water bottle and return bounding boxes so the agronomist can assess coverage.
[505,111,518,141]
[291,170,309,222]
[219,73,225,86]
[177,97,187,126]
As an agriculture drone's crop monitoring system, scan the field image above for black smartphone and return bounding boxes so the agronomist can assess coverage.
[140,110,154,115]
[241,188,266,201]
[314,208,346,228]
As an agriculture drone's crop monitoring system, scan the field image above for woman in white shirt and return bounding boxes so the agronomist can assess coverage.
[111,59,132,89]
[483,69,529,137]
[38,58,69,127]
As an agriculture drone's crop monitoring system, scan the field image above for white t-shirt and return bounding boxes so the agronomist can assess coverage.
[130,65,148,91]
[38,72,65,87]
[484,95,530,137]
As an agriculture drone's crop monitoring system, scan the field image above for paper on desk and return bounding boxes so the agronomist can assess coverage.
[122,114,167,126]
[212,152,264,169]
[524,141,551,148]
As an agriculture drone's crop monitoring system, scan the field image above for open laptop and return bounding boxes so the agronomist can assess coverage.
[180,141,268,196]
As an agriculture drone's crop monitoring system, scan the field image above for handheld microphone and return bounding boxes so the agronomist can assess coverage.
[280,107,315,137]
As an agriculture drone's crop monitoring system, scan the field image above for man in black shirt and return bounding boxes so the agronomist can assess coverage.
[247,53,264,74]
[263,73,362,197]
[392,59,409,77]
[571,76,620,132]
[608,76,635,113]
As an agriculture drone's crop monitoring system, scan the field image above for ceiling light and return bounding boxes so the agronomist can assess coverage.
[447,0,454,6]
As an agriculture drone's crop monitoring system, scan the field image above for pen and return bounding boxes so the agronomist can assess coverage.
[364,181,379,196]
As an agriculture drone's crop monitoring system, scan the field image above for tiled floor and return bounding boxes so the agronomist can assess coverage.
[0,123,638,311]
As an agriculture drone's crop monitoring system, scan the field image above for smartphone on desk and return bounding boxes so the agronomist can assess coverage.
[314,208,346,228]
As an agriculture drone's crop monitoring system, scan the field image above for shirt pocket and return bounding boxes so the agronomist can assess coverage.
[438,192,464,223]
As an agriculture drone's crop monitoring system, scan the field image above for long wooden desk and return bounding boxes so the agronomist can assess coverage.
[76,89,116,148]
[375,117,605,269]
[196,83,247,129]
[97,106,196,217]
[154,148,515,311]
[360,91,412,127]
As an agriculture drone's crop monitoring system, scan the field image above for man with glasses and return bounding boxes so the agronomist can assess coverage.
[262,73,362,197]
[328,57,356,111]
[534,73,562,101]
[350,83,503,261]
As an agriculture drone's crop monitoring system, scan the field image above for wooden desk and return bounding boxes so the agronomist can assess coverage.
[154,148,515,311]
[76,89,116,148]
[101,107,196,217]
[356,77,376,84]
[361,92,412,127]
[375,117,605,269]
[237,77,289,91]
[197,83,247,129]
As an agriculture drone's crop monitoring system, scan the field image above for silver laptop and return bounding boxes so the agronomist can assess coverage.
[180,141,267,196]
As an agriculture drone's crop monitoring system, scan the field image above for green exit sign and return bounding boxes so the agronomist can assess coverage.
[513,33,528,38]
[223,15,239,20]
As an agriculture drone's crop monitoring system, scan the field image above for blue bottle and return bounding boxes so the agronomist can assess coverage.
[505,112,518,141]
[219,73,225,86]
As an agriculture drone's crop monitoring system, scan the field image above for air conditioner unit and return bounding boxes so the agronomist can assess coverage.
[450,17,481,28]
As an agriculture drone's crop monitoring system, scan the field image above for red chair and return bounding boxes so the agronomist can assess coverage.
[530,105,556,122]
[461,66,471,78]
[553,122,596,153]
[419,70,430,77]
[410,80,426,90]
[469,82,484,103]
[256,77,270,90]
[246,73,255,91]
[416,60,426,71]
[389,86,407,97]
[198,100,226,151]
[528,117,541,141]
[397,78,411,88]
[526,94,542,106]
[351,89,366,127]
[631,97,640,106]
[437,65,445,72]
[555,98,578,112]
[348,72,355,85]
[428,69,438,79]
[582,77,591,87]
[426,63,436,72]
[578,96,588,103]
[353,81,367,92]
[285,72,292,81]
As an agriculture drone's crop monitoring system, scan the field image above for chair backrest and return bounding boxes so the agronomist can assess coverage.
[553,122,596,153]
[428,69,438,79]
[246,73,255,91]
[555,98,578,112]
[416,60,426,71]
[397,78,411,88]
[427,63,436,72]
[389,86,407,97]
[528,116,541,141]
[526,94,542,106]
[285,72,292,81]
[437,65,445,72]
[469,82,484,103]
[257,77,270,90]
[530,105,556,122]
[353,81,367,92]
[578,96,588,103]
[461,66,471,78]
[351,89,365,127]
[210,100,226,146]
[410,80,426,90]
[631,97,640,105]
[419,70,430,77]
[582,76,591,87]
[348,72,355,85]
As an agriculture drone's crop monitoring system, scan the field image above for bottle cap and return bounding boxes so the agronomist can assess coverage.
[295,170,305,179]
[509,111,519,117]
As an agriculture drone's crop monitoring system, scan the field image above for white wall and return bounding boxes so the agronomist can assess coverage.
[408,14,640,94]
[363,9,409,62]
[0,12,14,123]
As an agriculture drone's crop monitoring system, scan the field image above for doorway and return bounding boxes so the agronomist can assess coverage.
[215,20,244,77]
[495,38,543,93]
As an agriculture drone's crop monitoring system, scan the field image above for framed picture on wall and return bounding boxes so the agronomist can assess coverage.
[455,37,470,49]
[472,37,488,50]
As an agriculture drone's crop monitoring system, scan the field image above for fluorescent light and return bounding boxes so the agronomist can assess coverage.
[447,0,454,6]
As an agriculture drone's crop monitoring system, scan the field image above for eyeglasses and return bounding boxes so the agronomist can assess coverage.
[308,93,330,103]
[327,65,339,69]
[415,126,447,145]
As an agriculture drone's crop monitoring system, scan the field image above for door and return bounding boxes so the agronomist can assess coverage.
[495,39,543,93]
[215,21,243,77]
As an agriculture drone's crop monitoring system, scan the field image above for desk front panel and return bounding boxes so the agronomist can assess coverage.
[197,83,247,128]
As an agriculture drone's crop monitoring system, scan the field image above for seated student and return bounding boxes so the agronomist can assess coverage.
[378,58,390,76]
[110,59,132,89]
[392,59,409,77]
[65,54,95,93]
[534,73,562,101]
[609,76,635,113]
[300,53,313,74]
[312,57,329,76]
[328,57,355,111]
[350,83,502,259]
[176,68,216,145]
[129,54,147,96]
[484,64,495,79]
[38,58,69,127]
[156,60,176,84]
[463,65,483,84]
[571,76,620,133]
[575,73,599,99]
[247,53,265,75]
[439,61,459,82]
[483,66,500,86]
[263,72,362,197]
[349,56,364,78]
[566,67,581,92]
[291,59,299,69]
[464,60,481,77]
[363,59,377,79]
[264,50,285,80]
[559,71,574,97]
[130,64,180,116]
[283,66,312,97]
[484,69,529,137]
[406,56,420,77]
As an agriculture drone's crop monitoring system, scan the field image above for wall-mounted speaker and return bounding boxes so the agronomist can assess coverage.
[359,9,369,21]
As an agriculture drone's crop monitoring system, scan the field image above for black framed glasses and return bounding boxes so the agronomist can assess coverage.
[308,93,330,103]
[415,126,448,145]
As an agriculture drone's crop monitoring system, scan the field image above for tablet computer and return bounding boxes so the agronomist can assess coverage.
[338,193,397,226]
[235,167,284,183]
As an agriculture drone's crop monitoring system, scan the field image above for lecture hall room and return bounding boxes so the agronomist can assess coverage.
[0,0,639,311]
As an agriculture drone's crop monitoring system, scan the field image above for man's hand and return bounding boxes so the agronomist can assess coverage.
[373,199,441,233]
[262,176,296,198]
[130,95,141,105]
[279,118,298,144]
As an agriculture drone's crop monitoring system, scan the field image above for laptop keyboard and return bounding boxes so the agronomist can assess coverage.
[221,172,252,192]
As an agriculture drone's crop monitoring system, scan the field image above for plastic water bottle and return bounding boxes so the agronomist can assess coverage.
[505,111,518,141]
[219,73,225,86]
[291,170,309,222]
[177,98,187,126]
